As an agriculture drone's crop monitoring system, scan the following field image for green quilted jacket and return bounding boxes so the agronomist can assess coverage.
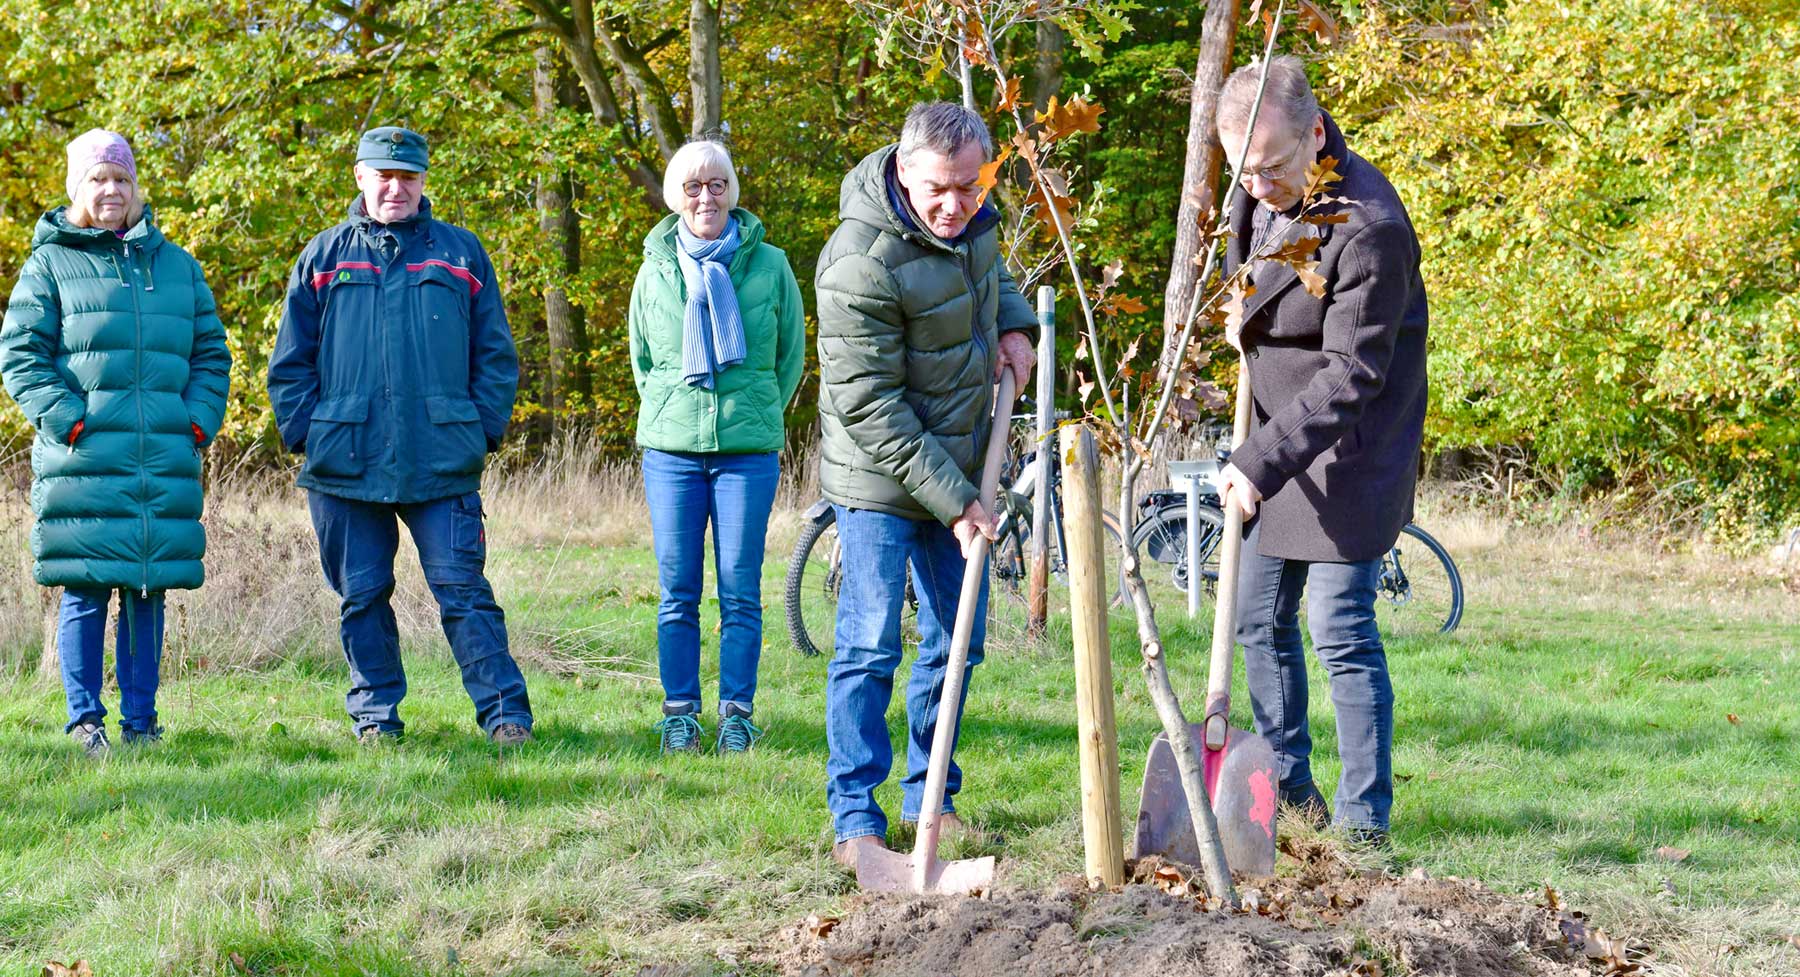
[628,209,806,454]
[0,207,232,592]
[814,145,1036,524]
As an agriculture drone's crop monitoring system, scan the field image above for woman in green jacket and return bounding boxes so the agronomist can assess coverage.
[629,140,805,755]
[0,130,232,756]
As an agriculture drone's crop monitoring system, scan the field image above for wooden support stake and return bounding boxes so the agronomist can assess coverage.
[1062,423,1124,886]
[1027,287,1056,639]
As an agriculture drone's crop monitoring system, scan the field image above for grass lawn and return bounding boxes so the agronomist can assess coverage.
[1,496,1797,976]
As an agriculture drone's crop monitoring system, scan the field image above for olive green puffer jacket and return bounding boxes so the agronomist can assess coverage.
[0,207,232,592]
[814,145,1036,524]
[628,208,806,454]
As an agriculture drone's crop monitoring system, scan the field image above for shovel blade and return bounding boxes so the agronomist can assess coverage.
[855,844,996,895]
[1132,723,1279,877]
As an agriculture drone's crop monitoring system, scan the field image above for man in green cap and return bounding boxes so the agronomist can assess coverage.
[268,126,534,747]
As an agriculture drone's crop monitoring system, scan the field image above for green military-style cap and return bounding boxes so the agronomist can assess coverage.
[356,126,429,173]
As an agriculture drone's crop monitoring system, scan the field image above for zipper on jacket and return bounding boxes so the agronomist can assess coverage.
[124,240,151,595]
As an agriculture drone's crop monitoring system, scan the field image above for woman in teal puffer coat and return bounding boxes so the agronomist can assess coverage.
[629,140,806,756]
[0,130,232,756]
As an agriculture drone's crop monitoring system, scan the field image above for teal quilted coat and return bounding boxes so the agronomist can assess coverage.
[0,207,232,592]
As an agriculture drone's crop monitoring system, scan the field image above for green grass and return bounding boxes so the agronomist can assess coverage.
[2,517,1798,976]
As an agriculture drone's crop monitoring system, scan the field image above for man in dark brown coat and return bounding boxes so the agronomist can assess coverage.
[1213,55,1429,845]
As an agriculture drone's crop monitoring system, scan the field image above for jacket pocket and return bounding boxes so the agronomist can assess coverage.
[304,395,369,478]
[425,396,486,475]
[412,262,474,320]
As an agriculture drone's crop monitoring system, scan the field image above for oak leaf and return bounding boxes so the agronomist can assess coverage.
[1296,0,1340,45]
[41,963,94,977]
[1294,261,1327,298]
[1036,94,1104,143]
[996,75,1022,114]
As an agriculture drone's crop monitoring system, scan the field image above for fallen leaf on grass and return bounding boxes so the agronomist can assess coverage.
[1784,934,1800,950]
[1726,713,1741,725]
[229,952,248,973]
[1654,846,1690,863]
[804,914,840,938]
[41,962,94,977]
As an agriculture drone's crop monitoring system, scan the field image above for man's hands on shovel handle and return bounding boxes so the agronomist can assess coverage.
[952,500,998,560]
[995,331,1035,389]
[1219,463,1263,520]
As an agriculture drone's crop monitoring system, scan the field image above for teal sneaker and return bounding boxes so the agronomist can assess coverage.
[715,703,763,755]
[654,702,704,754]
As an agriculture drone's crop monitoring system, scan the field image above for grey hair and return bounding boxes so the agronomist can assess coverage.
[898,101,993,163]
[661,139,740,211]
[1215,54,1319,146]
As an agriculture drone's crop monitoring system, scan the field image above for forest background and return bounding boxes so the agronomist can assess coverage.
[0,0,1794,545]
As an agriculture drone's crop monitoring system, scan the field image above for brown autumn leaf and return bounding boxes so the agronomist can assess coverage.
[1654,845,1691,863]
[1100,258,1124,292]
[1023,182,1077,238]
[1294,261,1327,298]
[41,962,94,977]
[995,75,1023,114]
[1304,155,1346,200]
[229,952,249,973]
[1036,94,1105,143]
[1110,294,1148,315]
[974,145,1012,206]
[1296,0,1340,45]
[960,17,988,67]
[1301,210,1351,226]
[803,914,840,938]
[1119,336,1142,364]
[1078,373,1095,407]
[1541,884,1562,910]
[1222,279,1257,340]
[1726,713,1741,725]
[1783,934,1800,950]
[1266,234,1323,264]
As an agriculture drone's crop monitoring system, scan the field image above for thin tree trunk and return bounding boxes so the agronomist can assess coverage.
[534,46,590,426]
[1161,0,1243,360]
[1030,20,1064,112]
[688,0,722,138]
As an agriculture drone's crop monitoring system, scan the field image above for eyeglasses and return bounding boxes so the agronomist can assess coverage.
[1239,136,1308,183]
[682,179,729,198]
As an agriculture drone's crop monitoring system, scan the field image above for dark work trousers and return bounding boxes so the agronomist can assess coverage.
[307,489,532,735]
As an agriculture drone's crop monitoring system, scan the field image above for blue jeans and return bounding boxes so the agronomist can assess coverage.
[307,490,533,735]
[641,449,780,712]
[825,506,988,843]
[1235,517,1393,830]
[58,588,164,733]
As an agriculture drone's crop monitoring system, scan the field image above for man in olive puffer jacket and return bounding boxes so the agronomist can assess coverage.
[814,102,1036,869]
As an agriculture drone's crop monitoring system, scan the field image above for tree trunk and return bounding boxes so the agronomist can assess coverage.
[1161,0,1243,356]
[688,0,722,138]
[534,46,591,427]
[1030,20,1064,112]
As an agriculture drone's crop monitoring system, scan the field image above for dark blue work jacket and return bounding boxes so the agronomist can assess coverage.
[268,197,518,504]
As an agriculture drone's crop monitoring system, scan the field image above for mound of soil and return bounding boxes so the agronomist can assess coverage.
[764,842,1623,977]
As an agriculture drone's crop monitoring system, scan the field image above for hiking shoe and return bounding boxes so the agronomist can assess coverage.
[69,720,109,758]
[490,722,533,746]
[654,702,704,754]
[120,725,164,746]
[357,726,402,747]
[715,703,763,754]
[1281,782,1332,831]
[1342,826,1391,851]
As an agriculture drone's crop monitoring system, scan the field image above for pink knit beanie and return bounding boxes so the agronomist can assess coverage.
[65,129,137,202]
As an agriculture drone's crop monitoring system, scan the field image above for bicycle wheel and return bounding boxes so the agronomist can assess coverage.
[1375,523,1464,638]
[1127,502,1228,626]
[989,497,1126,639]
[784,505,842,657]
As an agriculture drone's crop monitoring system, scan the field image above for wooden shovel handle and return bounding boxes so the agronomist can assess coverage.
[1204,360,1253,750]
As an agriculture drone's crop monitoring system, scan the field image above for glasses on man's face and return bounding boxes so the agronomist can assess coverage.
[683,179,729,198]
[1240,137,1308,183]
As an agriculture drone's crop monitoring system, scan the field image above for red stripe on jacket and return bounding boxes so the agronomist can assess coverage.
[406,259,483,295]
[310,262,383,291]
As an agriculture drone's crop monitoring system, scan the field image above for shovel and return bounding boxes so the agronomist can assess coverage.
[856,371,1016,895]
[1131,360,1279,877]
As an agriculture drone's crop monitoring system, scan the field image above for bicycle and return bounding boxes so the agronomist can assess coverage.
[1130,455,1464,638]
[784,409,1125,658]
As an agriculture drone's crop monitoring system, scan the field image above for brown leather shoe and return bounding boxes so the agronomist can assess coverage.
[831,835,888,871]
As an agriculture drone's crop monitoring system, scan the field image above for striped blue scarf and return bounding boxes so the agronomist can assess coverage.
[676,216,745,389]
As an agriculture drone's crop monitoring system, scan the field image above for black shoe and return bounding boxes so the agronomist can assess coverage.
[490,722,533,746]
[1342,826,1391,851]
[1281,782,1331,830]
[69,719,109,758]
[357,726,402,747]
[121,725,164,746]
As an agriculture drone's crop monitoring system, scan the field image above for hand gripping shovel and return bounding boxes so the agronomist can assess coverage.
[856,372,1017,895]
[1131,361,1279,877]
